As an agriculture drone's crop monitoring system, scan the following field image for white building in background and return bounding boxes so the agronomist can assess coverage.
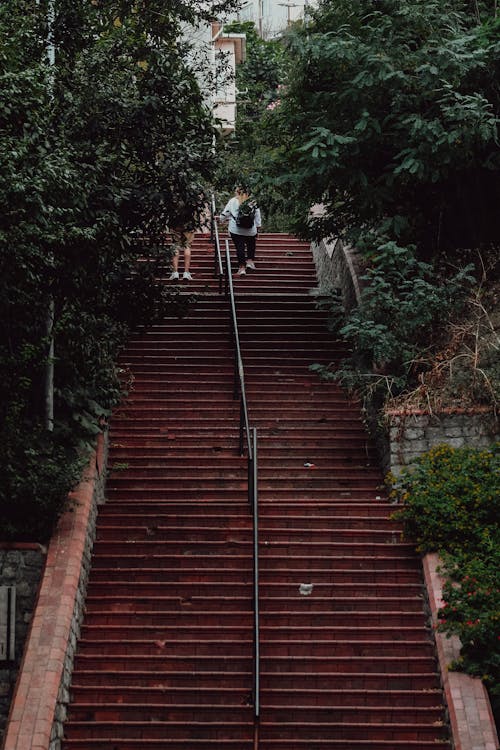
[229,0,317,39]
[186,21,246,135]
[212,22,246,134]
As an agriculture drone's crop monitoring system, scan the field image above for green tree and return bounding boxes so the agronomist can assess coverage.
[214,21,293,228]
[0,0,231,540]
[274,0,500,253]
[260,0,499,399]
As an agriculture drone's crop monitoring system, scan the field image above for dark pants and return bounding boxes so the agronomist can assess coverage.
[230,232,256,266]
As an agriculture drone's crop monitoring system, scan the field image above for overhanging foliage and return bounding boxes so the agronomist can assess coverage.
[273,0,500,254]
[253,0,500,401]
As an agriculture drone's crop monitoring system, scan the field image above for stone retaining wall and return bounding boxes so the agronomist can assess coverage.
[311,237,363,312]
[0,546,45,741]
[383,407,499,476]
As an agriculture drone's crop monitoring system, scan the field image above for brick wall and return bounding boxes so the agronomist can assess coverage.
[50,454,104,750]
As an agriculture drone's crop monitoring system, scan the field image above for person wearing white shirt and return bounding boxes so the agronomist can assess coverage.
[219,184,262,275]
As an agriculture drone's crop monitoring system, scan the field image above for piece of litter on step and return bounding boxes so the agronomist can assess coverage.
[299,583,314,596]
[303,462,317,469]
[375,495,382,500]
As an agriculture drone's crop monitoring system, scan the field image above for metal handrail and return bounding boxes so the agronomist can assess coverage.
[211,194,224,294]
[222,238,260,744]
[251,427,260,741]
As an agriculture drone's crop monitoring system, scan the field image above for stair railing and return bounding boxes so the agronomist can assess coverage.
[210,194,225,294]
[223,238,261,745]
[250,425,260,750]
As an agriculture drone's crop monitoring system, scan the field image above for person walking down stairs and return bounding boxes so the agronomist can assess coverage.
[219,184,261,275]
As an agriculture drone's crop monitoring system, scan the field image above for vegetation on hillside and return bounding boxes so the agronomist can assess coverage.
[220,1,500,408]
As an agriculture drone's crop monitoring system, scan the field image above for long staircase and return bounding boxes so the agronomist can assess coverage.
[62,232,451,749]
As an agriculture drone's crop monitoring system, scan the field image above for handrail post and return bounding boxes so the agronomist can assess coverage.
[224,238,230,298]
[239,396,245,457]
[248,449,254,507]
[234,345,240,401]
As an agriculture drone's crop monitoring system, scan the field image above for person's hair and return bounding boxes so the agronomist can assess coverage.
[235,183,250,195]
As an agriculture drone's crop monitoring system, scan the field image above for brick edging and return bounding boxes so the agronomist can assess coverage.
[2,434,106,750]
[423,553,499,750]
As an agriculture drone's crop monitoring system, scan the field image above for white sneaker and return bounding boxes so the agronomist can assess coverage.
[246,260,256,270]
[168,271,179,280]
[236,267,246,275]
[182,271,193,281]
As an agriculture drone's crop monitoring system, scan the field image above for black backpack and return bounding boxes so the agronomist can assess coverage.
[234,199,257,229]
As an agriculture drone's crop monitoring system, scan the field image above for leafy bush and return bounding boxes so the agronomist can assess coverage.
[392,443,499,552]
[341,242,473,369]
[391,443,500,713]
[1,427,84,542]
[439,550,500,710]
[310,241,476,402]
